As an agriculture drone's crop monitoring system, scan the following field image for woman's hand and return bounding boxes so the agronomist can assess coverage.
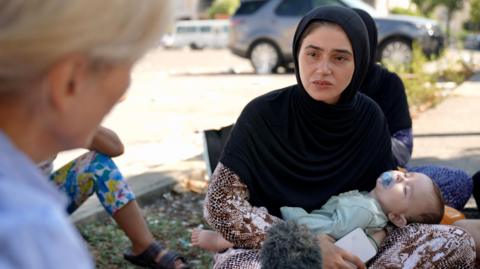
[317,234,366,269]
[88,126,124,157]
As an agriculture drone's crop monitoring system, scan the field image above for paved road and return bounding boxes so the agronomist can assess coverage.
[58,48,480,179]
[411,73,480,175]
[68,48,480,222]
[57,48,296,177]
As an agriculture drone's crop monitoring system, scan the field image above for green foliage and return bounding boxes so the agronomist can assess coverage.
[387,43,472,114]
[471,0,480,25]
[388,43,441,112]
[433,0,463,13]
[412,0,463,38]
[208,0,240,19]
[390,7,423,17]
[411,0,437,16]
[437,59,474,84]
[433,0,463,38]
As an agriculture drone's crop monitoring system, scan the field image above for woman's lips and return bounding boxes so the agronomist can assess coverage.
[312,80,333,87]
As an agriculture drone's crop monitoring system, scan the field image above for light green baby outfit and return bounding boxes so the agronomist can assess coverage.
[281,190,388,248]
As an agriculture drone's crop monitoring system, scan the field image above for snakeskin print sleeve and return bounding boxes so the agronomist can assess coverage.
[204,162,282,249]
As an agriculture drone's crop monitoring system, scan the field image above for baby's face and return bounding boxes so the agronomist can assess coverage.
[372,170,434,218]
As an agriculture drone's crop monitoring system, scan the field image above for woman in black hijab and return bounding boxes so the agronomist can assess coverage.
[204,6,475,269]
[354,7,473,214]
[354,8,413,167]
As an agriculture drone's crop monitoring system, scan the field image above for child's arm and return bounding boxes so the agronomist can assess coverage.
[369,229,386,247]
[280,206,310,220]
[88,126,124,157]
[280,206,337,235]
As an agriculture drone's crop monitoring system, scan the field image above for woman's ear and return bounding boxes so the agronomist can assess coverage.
[45,54,89,112]
[388,212,407,227]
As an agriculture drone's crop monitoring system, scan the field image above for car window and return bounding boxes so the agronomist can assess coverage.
[177,26,196,34]
[275,0,312,16]
[200,26,211,33]
[234,1,269,15]
[312,0,347,8]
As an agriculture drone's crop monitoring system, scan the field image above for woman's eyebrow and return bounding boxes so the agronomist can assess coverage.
[304,45,352,56]
[305,44,323,51]
[333,49,353,56]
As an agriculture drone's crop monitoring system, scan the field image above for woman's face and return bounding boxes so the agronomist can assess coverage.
[54,61,133,150]
[298,24,355,104]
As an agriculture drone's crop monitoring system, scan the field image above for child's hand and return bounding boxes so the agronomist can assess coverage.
[88,126,124,157]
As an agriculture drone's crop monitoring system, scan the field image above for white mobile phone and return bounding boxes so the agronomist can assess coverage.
[334,228,377,263]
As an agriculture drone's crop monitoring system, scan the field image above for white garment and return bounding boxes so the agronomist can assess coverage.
[0,131,93,269]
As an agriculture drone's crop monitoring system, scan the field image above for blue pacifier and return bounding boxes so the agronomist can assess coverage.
[379,171,395,188]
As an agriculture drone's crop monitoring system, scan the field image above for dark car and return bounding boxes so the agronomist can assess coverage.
[465,33,480,50]
[229,0,445,73]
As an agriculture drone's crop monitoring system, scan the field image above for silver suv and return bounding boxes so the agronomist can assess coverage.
[229,0,444,73]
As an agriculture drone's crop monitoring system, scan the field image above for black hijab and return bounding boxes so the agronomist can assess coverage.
[354,9,412,134]
[220,6,396,217]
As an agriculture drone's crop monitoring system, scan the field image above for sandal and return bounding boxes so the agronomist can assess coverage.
[124,242,189,269]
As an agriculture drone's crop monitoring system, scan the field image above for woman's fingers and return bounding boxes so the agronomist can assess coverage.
[339,248,366,269]
[317,234,366,269]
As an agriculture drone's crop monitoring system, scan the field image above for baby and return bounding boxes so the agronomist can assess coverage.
[192,170,445,254]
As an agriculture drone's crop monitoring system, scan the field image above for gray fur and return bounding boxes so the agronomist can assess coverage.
[260,221,323,269]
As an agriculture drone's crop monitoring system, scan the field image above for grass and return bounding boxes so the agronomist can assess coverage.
[77,191,213,268]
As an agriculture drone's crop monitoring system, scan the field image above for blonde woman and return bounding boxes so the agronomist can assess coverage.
[0,1,187,269]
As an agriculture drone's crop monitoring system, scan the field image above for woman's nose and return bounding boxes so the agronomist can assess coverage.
[316,60,332,75]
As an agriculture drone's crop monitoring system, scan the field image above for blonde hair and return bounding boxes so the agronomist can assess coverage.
[0,0,171,91]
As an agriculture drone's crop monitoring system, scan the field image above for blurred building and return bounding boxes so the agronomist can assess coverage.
[173,0,214,20]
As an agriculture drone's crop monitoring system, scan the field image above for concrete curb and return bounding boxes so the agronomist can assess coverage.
[72,158,206,226]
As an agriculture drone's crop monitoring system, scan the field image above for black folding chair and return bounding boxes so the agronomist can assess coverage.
[202,124,234,178]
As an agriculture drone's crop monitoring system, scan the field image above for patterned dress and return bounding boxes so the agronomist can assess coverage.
[205,163,476,269]
[42,151,135,216]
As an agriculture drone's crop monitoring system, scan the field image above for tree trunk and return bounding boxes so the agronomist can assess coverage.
[446,10,452,46]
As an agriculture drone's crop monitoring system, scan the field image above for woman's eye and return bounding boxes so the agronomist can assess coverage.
[335,56,346,61]
[307,52,317,57]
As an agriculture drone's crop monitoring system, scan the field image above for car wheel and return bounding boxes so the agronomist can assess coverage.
[250,41,280,74]
[190,43,204,50]
[379,38,412,66]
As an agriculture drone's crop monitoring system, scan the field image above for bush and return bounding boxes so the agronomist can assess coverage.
[208,0,240,19]
[390,7,423,17]
[388,43,441,113]
[437,60,474,84]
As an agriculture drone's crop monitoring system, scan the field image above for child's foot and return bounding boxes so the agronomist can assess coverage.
[191,228,233,252]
